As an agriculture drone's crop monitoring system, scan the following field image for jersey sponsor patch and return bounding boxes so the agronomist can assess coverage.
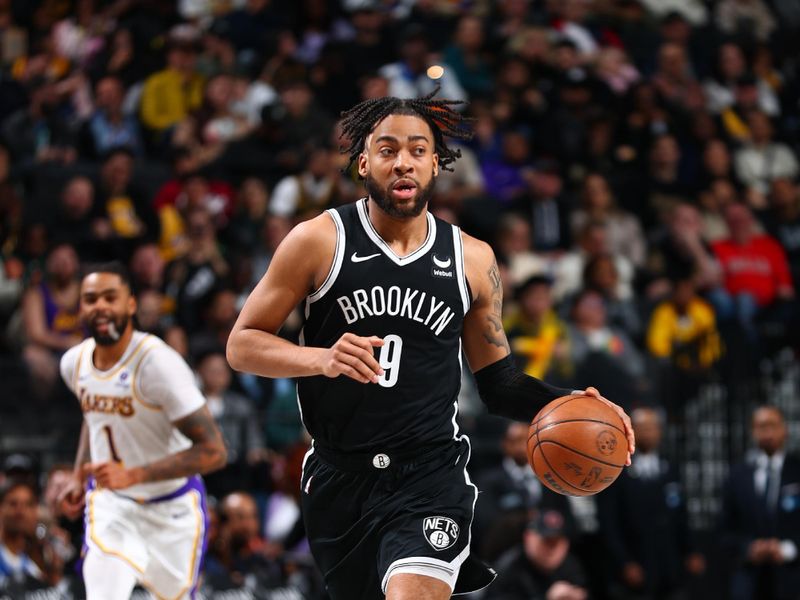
[423,516,460,551]
[431,254,454,279]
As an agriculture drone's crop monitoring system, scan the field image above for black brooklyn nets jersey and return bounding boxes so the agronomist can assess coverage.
[297,198,471,453]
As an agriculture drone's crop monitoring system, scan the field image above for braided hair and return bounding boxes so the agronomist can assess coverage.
[339,89,473,174]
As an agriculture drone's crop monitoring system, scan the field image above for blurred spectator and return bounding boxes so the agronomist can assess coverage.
[734,110,798,202]
[52,0,109,68]
[432,143,485,213]
[48,175,108,260]
[594,47,641,97]
[193,72,254,146]
[698,178,735,242]
[493,213,549,291]
[139,26,204,136]
[1,76,76,166]
[714,0,776,43]
[190,287,239,356]
[600,407,706,599]
[565,288,645,407]
[79,76,143,158]
[379,24,467,102]
[704,43,779,117]
[647,276,722,374]
[154,171,236,229]
[651,42,706,115]
[20,243,81,400]
[250,215,293,290]
[582,254,643,340]
[644,202,722,300]
[163,206,229,331]
[129,242,166,294]
[474,422,545,561]
[134,289,168,337]
[87,27,146,89]
[225,177,270,257]
[720,405,800,600]
[553,221,634,303]
[514,159,572,253]
[205,491,283,591]
[504,274,571,381]
[481,129,533,205]
[270,146,350,219]
[95,147,160,256]
[760,178,800,288]
[639,133,693,230]
[697,139,737,192]
[570,172,646,268]
[442,14,493,99]
[0,481,47,590]
[710,202,794,342]
[485,507,589,600]
[198,350,268,498]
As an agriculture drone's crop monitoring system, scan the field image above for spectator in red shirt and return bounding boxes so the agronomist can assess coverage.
[710,201,794,342]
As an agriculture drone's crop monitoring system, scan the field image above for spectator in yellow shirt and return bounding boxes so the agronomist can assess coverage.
[504,274,572,381]
[140,29,204,135]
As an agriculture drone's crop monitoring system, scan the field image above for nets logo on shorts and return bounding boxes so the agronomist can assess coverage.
[423,516,460,551]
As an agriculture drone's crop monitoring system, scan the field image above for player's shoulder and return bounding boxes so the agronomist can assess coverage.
[60,338,90,371]
[460,231,495,267]
[135,331,185,368]
[279,211,338,255]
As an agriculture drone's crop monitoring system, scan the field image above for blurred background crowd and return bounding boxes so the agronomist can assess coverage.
[1,0,800,598]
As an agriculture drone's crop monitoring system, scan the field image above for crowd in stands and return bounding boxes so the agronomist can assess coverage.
[1,0,800,598]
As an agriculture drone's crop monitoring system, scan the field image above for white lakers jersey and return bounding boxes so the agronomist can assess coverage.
[60,331,206,500]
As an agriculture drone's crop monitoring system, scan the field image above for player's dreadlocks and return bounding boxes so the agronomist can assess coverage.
[339,88,474,174]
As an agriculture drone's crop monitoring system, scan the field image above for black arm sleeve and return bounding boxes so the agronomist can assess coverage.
[473,355,574,422]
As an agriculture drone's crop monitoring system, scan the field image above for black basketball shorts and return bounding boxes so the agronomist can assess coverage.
[300,437,496,599]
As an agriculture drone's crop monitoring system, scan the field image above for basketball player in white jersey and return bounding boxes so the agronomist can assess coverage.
[56,262,227,600]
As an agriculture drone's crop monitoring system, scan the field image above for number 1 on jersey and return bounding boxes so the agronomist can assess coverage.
[103,425,122,463]
[377,334,403,388]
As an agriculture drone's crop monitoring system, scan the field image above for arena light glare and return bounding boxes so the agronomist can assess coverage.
[426,65,444,80]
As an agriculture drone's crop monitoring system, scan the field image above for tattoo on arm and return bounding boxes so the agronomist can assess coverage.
[138,406,227,483]
[483,260,511,352]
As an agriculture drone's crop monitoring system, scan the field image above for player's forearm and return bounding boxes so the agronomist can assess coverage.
[227,327,326,378]
[129,443,227,484]
[473,355,572,422]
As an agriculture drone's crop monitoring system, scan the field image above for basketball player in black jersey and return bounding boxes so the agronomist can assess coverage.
[227,92,635,600]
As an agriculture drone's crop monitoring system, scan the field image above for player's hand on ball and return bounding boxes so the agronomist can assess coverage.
[580,387,635,465]
[86,461,140,490]
[321,332,384,384]
[56,475,86,520]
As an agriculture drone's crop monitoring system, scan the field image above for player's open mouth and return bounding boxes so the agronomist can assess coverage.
[391,179,417,201]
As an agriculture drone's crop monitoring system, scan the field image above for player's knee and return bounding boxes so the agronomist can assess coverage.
[385,573,452,600]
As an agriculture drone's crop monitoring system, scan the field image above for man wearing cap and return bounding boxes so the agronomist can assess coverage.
[485,507,589,600]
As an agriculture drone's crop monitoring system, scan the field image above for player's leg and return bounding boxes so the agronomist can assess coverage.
[140,480,209,600]
[379,439,495,598]
[385,572,452,600]
[82,548,139,600]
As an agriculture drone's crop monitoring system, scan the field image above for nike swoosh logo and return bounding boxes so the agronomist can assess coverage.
[433,255,452,268]
[351,252,381,263]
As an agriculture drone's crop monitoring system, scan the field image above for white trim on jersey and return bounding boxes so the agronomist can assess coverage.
[308,209,346,303]
[356,198,437,266]
[451,226,470,315]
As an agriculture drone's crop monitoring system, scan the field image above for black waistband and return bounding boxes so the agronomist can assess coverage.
[312,440,459,472]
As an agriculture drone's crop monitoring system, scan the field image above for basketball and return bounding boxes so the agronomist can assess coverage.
[528,394,627,496]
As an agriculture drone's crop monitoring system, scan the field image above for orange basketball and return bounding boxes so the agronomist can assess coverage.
[528,394,627,496]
